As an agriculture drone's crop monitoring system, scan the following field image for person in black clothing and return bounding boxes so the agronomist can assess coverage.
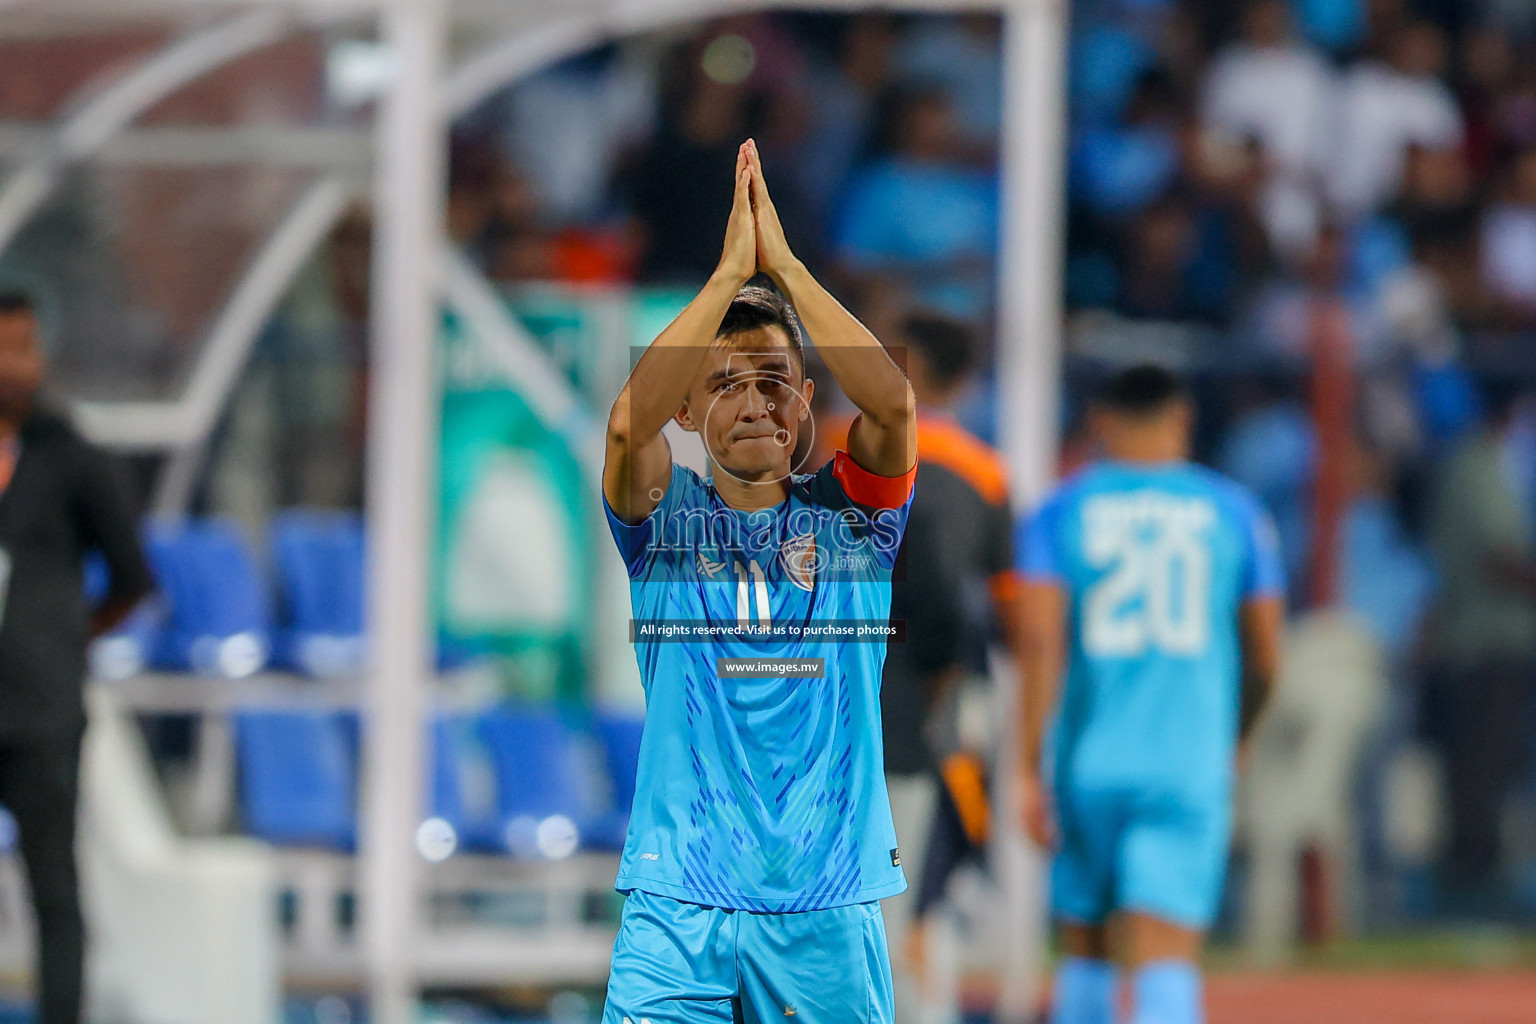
[0,291,153,1024]
[870,311,1021,1020]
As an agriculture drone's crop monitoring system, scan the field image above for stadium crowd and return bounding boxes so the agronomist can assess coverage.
[167,0,1536,926]
[437,0,1536,918]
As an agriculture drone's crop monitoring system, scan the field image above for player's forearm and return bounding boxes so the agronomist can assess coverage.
[610,269,744,446]
[1019,601,1063,772]
[1017,582,1065,776]
[1019,653,1060,775]
[1236,596,1284,742]
[768,260,912,430]
[994,589,1045,768]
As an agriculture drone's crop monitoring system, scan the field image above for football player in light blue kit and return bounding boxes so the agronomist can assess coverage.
[1016,366,1285,1024]
[601,139,917,1023]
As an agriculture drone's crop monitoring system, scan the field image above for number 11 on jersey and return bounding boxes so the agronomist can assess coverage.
[735,559,771,628]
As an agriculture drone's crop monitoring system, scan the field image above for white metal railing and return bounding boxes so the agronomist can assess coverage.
[0,124,371,170]
[71,175,359,452]
[275,850,618,988]
[0,11,292,255]
[0,675,626,991]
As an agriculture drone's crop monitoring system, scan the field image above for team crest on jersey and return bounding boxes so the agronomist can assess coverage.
[696,548,728,580]
[780,533,819,591]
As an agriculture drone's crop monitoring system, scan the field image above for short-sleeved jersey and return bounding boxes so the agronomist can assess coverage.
[605,453,914,912]
[1018,461,1283,799]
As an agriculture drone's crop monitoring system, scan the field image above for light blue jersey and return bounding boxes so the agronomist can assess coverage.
[1021,460,1283,798]
[605,453,914,913]
[1018,460,1283,927]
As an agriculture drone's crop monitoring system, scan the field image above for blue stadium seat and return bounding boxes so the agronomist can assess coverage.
[476,710,625,855]
[435,634,483,672]
[147,520,271,677]
[235,710,356,850]
[0,806,15,854]
[233,707,627,858]
[270,511,366,677]
[427,715,464,828]
[428,714,503,853]
[477,710,584,821]
[327,711,498,858]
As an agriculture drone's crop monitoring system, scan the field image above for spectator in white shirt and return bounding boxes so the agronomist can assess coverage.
[1481,146,1536,319]
[1329,21,1463,218]
[1201,0,1335,258]
[1203,0,1334,184]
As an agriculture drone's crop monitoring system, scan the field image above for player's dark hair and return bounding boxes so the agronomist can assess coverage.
[716,285,805,362]
[901,311,975,388]
[0,291,34,316]
[1096,364,1188,417]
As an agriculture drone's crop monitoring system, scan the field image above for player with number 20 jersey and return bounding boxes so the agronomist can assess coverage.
[1016,366,1285,1024]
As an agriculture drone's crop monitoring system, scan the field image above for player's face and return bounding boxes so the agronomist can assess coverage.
[678,327,813,482]
[0,312,42,422]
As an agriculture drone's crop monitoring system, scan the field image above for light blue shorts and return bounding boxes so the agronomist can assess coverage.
[1051,784,1232,930]
[602,889,894,1024]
